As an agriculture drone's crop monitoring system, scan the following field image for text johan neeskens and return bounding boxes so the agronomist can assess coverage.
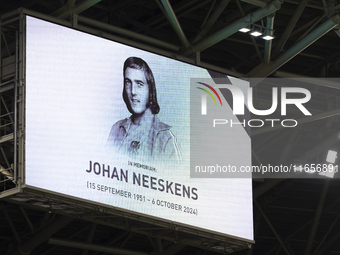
[86,160,198,200]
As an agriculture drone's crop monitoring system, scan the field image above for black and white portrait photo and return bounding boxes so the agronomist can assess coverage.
[106,57,182,162]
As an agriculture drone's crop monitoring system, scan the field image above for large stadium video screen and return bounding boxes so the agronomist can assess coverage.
[25,16,253,241]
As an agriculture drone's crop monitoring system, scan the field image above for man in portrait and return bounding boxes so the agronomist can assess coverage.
[107,57,181,162]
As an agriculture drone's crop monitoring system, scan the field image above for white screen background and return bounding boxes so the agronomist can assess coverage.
[25,16,253,241]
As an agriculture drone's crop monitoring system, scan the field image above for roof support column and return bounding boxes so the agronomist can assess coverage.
[49,238,149,255]
[273,0,309,54]
[159,0,190,48]
[9,215,73,255]
[297,130,340,162]
[77,16,180,51]
[264,197,340,254]
[314,213,340,253]
[248,14,340,79]
[58,0,102,19]
[263,14,275,64]
[192,0,231,43]
[3,209,21,244]
[236,0,263,61]
[252,108,340,136]
[51,0,76,17]
[182,0,281,55]
[278,128,300,164]
[295,14,326,42]
[82,223,97,255]
[253,179,284,199]
[19,206,35,234]
[315,229,340,255]
[274,71,340,89]
[304,180,330,255]
[241,0,267,8]
[255,200,291,255]
[154,237,163,253]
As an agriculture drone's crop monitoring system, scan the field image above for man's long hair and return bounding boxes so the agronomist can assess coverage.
[123,57,160,114]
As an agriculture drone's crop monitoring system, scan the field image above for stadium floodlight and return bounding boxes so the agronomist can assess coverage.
[326,150,337,163]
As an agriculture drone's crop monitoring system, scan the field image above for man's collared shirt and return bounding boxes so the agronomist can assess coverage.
[107,112,181,162]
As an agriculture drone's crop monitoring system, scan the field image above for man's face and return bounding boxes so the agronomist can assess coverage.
[124,67,149,116]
